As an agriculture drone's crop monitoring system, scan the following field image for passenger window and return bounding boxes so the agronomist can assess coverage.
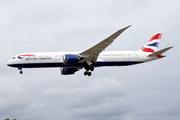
[12,57,15,59]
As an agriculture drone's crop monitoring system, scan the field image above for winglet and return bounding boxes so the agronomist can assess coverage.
[102,25,131,43]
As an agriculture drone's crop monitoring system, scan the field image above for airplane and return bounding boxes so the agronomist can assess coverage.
[7,25,173,76]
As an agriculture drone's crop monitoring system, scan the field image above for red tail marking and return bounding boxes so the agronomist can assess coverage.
[148,33,162,42]
[141,47,155,53]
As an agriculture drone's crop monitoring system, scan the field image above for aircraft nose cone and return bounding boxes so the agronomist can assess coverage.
[7,60,13,67]
[7,60,11,66]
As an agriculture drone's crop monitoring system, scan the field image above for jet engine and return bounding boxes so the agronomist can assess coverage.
[63,54,80,64]
[60,68,77,75]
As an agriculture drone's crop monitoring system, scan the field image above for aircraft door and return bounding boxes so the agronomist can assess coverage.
[133,52,138,61]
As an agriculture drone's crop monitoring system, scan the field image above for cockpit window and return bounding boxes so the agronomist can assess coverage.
[12,57,15,59]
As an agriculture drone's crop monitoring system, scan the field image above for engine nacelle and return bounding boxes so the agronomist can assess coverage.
[60,68,77,75]
[63,54,80,64]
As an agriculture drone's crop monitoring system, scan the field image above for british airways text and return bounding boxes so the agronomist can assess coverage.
[25,57,52,60]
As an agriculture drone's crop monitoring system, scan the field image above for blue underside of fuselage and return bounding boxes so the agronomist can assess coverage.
[8,61,143,68]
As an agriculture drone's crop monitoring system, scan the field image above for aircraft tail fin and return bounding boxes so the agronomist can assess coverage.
[141,30,163,53]
[148,46,173,58]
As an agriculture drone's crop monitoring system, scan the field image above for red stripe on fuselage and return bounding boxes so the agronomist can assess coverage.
[148,33,162,42]
[18,54,35,57]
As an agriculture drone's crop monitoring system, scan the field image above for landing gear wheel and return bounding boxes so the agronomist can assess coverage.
[84,66,94,76]
[84,71,88,76]
[85,67,89,71]
[89,67,94,71]
[20,71,23,74]
[84,71,92,76]
[88,72,92,76]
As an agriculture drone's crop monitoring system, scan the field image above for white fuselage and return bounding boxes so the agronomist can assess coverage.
[7,51,159,68]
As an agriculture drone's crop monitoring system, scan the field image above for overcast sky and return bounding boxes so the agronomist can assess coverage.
[0,0,180,120]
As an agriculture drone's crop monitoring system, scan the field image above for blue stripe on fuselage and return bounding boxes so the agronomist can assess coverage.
[7,61,143,68]
[95,61,142,66]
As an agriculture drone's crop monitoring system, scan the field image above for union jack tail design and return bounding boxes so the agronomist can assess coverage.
[141,30,163,53]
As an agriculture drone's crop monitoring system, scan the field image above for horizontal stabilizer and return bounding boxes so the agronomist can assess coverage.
[148,46,173,57]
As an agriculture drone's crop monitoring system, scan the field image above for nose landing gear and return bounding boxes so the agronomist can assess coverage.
[18,67,23,74]
[20,70,23,74]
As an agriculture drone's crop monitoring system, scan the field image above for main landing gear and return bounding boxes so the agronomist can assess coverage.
[84,66,94,76]
[18,67,23,74]
[84,71,91,76]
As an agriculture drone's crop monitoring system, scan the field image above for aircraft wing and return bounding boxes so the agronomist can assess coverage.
[79,25,131,64]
